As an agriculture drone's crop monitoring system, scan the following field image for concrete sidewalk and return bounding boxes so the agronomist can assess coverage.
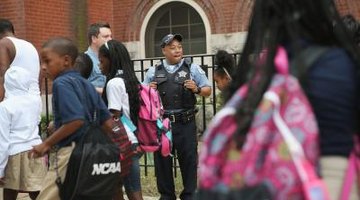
[0,188,159,200]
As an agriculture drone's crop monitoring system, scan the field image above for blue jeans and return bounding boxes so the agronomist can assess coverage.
[123,145,142,192]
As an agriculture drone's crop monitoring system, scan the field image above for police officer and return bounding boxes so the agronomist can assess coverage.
[144,33,211,200]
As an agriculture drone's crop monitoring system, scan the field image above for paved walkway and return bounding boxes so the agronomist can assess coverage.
[0,188,158,200]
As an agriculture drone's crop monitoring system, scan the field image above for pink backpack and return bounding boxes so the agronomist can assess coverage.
[198,46,330,200]
[137,84,172,156]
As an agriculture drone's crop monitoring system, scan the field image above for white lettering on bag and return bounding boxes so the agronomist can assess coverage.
[91,162,121,175]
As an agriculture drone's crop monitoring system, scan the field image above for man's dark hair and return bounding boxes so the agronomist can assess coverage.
[0,18,15,35]
[87,22,111,45]
[42,37,79,65]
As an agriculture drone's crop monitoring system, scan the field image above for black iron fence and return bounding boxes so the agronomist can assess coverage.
[42,53,240,176]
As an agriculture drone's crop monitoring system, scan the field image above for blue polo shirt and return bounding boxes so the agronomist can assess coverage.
[52,70,111,147]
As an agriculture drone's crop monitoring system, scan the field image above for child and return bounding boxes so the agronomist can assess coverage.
[213,50,234,92]
[221,0,360,199]
[30,37,112,200]
[0,66,46,200]
[99,40,143,200]
[74,52,93,79]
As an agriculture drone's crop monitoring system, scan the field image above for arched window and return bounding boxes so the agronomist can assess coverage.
[145,2,206,57]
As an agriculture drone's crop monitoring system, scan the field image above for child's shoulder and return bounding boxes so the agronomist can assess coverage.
[54,71,85,85]
[54,70,76,82]
[108,77,125,85]
[53,71,95,95]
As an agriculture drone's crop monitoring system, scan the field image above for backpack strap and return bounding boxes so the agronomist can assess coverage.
[340,136,360,200]
[121,115,137,133]
[340,151,357,200]
[290,46,331,86]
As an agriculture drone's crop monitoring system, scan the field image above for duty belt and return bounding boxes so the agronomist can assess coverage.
[164,109,195,124]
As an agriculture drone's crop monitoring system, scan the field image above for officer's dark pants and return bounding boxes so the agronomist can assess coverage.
[154,120,198,200]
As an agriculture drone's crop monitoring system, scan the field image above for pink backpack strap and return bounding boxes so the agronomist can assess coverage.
[274,46,289,74]
[340,136,360,200]
[340,152,356,200]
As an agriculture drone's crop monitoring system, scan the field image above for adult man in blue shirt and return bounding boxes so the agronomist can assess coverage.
[143,34,211,200]
[85,22,112,94]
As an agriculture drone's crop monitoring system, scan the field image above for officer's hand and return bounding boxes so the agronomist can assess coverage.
[184,79,197,92]
[149,82,158,90]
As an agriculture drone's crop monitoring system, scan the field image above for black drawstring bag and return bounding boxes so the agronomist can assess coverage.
[56,122,121,200]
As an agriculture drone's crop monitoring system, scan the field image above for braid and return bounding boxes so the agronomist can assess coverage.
[99,40,140,124]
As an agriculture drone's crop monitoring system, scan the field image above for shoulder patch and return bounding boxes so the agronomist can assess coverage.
[196,65,206,75]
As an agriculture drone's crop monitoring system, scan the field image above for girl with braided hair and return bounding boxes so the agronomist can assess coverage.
[99,39,143,200]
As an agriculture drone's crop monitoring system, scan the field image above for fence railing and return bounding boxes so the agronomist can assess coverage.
[42,53,240,176]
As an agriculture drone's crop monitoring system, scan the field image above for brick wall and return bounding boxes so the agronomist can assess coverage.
[336,0,360,17]
[23,0,73,49]
[195,0,240,33]
[1,0,359,46]
[0,0,359,93]
[0,0,74,93]
[0,0,26,38]
[113,1,154,41]
[87,0,114,39]
[110,0,360,41]
[112,0,129,41]
[111,0,244,41]
[2,0,357,57]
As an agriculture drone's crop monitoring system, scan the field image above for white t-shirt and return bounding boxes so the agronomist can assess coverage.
[106,77,138,144]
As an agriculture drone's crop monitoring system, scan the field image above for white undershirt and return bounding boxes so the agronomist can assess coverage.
[6,36,40,95]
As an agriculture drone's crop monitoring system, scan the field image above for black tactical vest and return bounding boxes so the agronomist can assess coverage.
[154,61,196,110]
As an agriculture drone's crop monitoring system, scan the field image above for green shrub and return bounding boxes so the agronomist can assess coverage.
[40,114,53,139]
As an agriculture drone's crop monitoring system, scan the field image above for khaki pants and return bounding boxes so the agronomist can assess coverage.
[3,151,46,191]
[320,156,359,200]
[36,144,74,200]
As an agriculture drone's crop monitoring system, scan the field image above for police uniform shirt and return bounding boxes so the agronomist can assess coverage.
[143,58,211,89]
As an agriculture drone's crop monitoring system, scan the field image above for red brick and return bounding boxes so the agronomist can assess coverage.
[0,0,359,93]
